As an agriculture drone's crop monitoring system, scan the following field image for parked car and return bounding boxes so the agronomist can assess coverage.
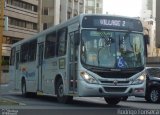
[121,67,160,103]
[145,67,160,103]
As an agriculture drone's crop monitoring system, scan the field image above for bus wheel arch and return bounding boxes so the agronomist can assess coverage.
[55,75,73,103]
[54,75,63,95]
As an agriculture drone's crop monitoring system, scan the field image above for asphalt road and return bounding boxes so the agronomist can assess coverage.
[0,84,160,115]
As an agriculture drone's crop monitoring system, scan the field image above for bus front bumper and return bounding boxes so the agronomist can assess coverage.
[78,81,145,97]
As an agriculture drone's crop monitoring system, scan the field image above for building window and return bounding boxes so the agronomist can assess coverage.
[88,0,94,7]
[6,0,38,12]
[43,23,48,30]
[96,3,99,7]
[11,38,22,44]
[67,11,72,19]
[43,7,49,15]
[9,17,37,30]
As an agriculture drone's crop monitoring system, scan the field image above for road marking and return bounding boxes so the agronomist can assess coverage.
[2,96,26,106]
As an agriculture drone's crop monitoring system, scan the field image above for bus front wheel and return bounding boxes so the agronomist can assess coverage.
[104,97,121,105]
[56,79,73,103]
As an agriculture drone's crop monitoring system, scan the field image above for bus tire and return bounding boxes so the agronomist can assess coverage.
[56,79,73,104]
[21,79,27,97]
[104,97,121,105]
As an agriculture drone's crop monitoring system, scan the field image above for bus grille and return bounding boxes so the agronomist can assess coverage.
[95,71,135,78]
[103,87,127,92]
[100,80,130,84]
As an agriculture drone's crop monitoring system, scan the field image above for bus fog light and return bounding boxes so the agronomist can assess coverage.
[134,88,144,93]
[80,72,98,84]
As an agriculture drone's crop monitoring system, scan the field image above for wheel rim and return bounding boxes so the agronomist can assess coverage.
[58,84,64,97]
[150,90,159,102]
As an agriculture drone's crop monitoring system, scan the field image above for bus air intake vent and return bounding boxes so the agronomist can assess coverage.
[103,87,127,92]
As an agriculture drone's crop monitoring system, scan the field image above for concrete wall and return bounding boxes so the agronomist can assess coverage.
[156,0,160,48]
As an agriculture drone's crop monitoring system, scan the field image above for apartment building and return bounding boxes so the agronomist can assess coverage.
[141,0,155,56]
[0,0,39,83]
[85,0,103,14]
[60,0,103,23]
[141,0,160,66]
[3,0,38,57]
[4,0,38,43]
[40,0,103,30]
[39,0,60,31]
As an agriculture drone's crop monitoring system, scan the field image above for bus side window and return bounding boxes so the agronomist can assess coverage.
[28,40,37,62]
[10,47,16,65]
[21,43,29,63]
[57,28,67,56]
[45,32,57,58]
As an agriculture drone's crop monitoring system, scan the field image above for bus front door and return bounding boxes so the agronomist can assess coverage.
[68,31,78,93]
[37,43,44,93]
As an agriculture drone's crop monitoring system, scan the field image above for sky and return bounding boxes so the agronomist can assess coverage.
[103,0,143,17]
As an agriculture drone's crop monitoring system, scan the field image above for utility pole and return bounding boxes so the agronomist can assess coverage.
[0,0,4,84]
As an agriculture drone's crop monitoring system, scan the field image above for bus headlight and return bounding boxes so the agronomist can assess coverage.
[131,74,146,85]
[80,72,98,84]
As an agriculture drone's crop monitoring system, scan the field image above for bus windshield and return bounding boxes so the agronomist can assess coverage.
[81,29,145,69]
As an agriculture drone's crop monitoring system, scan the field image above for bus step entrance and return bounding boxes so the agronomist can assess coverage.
[69,79,77,92]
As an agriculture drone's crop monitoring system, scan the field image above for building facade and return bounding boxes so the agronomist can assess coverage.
[1,0,39,83]
[141,0,160,66]
[4,0,38,44]
[40,0,103,30]
[39,0,60,31]
[60,0,103,23]
[84,0,103,14]
[141,0,157,57]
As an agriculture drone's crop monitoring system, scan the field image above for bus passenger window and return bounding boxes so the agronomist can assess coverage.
[57,28,67,56]
[21,43,29,63]
[10,47,16,65]
[28,40,37,62]
[45,32,57,58]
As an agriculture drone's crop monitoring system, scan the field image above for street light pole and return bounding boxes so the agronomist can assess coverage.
[0,0,4,84]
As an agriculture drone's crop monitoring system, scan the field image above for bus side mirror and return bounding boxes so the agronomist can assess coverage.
[74,32,80,46]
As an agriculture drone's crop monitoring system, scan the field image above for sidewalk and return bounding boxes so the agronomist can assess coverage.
[0,97,19,105]
[0,83,19,105]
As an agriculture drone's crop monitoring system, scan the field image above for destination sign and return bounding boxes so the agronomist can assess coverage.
[82,16,143,32]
